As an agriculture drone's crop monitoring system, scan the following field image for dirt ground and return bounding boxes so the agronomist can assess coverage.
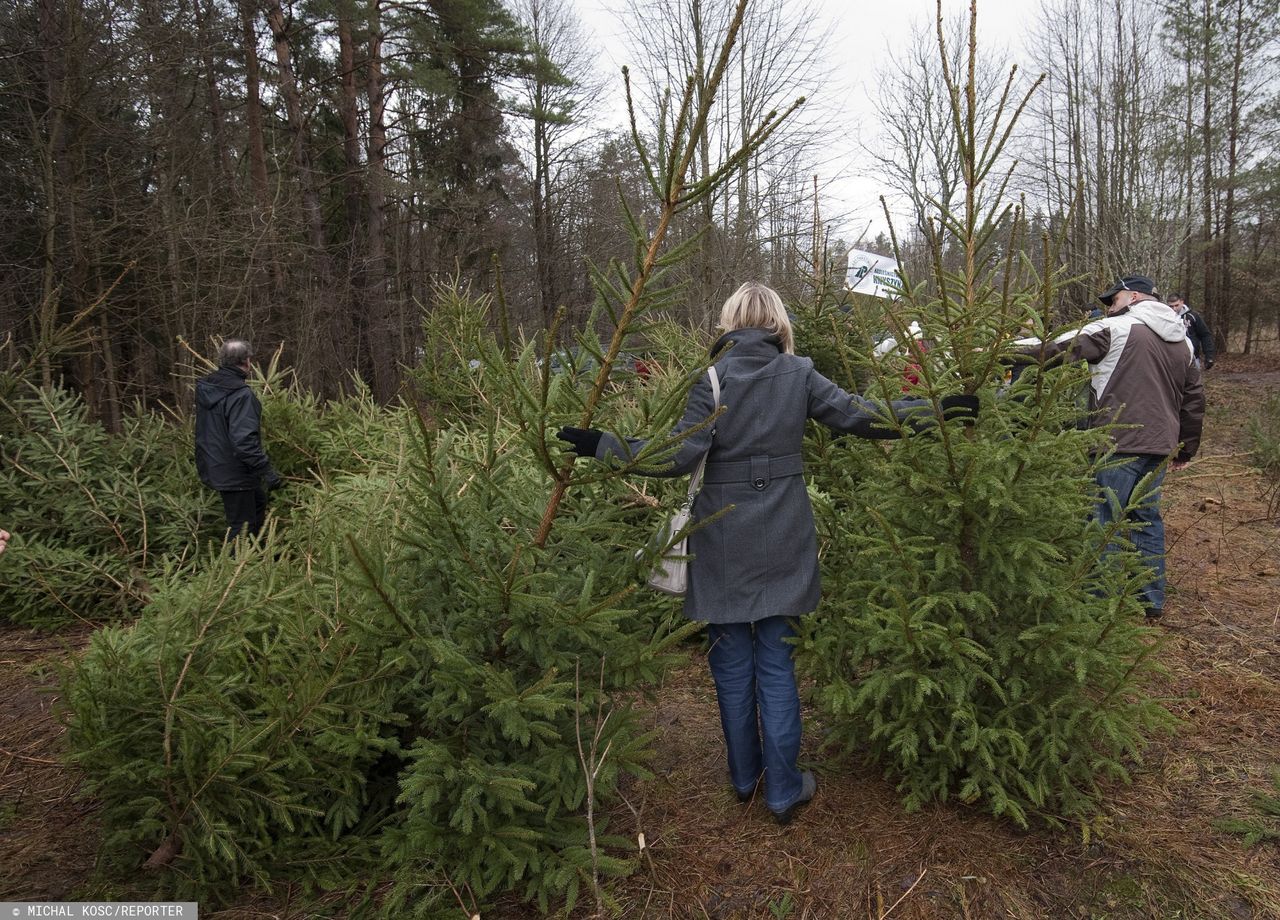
[0,624,98,899]
[2,354,1278,919]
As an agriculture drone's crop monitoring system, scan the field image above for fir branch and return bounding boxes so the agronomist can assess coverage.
[348,536,420,640]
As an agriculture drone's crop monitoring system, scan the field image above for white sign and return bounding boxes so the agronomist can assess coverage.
[845,249,903,300]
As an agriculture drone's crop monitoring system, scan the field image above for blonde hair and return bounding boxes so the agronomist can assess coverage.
[718,282,795,354]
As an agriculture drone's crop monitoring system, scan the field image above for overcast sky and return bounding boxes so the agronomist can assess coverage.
[570,0,1039,247]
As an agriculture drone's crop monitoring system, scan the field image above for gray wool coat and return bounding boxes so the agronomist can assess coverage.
[596,327,925,625]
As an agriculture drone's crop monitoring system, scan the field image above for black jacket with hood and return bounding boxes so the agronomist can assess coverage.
[195,366,277,491]
[1177,305,1215,365]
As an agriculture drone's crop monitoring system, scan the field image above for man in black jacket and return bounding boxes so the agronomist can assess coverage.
[195,339,284,541]
[1167,293,1215,369]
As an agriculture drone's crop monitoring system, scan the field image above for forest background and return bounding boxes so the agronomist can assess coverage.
[2,0,1279,414]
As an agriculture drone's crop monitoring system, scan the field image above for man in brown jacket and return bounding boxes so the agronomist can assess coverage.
[1030,274,1205,619]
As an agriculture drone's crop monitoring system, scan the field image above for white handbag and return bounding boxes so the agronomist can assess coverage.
[646,367,720,596]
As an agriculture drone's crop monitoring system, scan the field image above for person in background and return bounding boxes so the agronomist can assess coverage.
[871,321,930,392]
[557,282,978,824]
[195,339,285,542]
[1167,293,1214,369]
[1021,274,1204,620]
[0,528,9,556]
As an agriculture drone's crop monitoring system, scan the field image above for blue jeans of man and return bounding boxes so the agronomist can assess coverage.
[706,616,803,813]
[1094,453,1167,611]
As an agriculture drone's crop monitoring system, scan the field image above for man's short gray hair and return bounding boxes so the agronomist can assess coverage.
[218,339,253,368]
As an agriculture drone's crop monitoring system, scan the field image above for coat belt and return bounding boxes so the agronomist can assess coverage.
[703,452,805,490]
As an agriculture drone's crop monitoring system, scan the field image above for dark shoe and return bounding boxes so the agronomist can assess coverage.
[734,779,760,804]
[771,771,817,825]
[1144,607,1163,620]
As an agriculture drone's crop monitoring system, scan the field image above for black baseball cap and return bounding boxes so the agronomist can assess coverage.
[1098,274,1158,306]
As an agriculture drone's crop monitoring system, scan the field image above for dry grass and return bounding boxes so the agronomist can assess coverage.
[1,355,1277,918]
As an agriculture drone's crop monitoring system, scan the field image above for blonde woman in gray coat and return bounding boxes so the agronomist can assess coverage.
[558,282,976,823]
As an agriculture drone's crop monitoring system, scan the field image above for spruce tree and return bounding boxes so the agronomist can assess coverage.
[63,473,410,899]
[0,384,218,626]
[0,353,404,628]
[372,320,697,911]
[793,2,1175,828]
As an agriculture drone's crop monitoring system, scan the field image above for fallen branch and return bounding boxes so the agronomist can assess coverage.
[0,746,60,766]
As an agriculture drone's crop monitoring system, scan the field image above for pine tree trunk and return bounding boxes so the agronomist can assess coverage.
[1067,54,1087,305]
[159,177,188,405]
[691,0,716,318]
[266,1,326,258]
[37,0,64,389]
[1093,26,1108,274]
[366,0,395,401]
[265,0,338,382]
[338,10,363,247]
[239,0,271,216]
[1200,0,1216,328]
[337,6,371,386]
[97,307,122,433]
[56,0,93,402]
[736,40,750,273]
[1181,51,1195,296]
[238,0,286,304]
[1220,0,1244,355]
[1124,17,1140,262]
[1243,219,1261,354]
[72,134,97,416]
[194,0,234,192]
[532,65,554,329]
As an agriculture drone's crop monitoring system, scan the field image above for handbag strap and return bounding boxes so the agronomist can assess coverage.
[683,366,720,505]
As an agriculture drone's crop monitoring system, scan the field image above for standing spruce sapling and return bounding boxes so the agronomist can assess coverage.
[793,0,1175,829]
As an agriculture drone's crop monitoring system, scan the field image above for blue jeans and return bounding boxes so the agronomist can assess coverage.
[706,616,803,812]
[1094,454,1167,611]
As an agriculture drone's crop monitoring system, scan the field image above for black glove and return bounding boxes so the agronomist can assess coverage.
[940,394,980,423]
[556,426,602,459]
[265,470,286,492]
